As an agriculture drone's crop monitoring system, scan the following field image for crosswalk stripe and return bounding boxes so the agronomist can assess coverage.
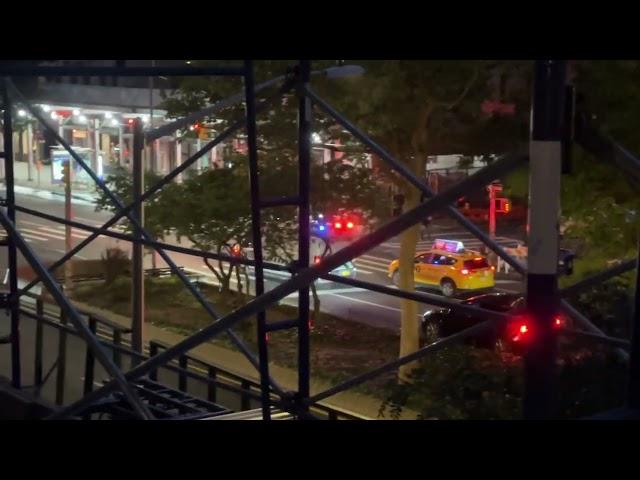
[21,232,49,241]
[75,216,107,226]
[354,265,387,274]
[49,225,92,238]
[354,256,389,268]
[37,226,85,240]
[359,253,393,263]
[20,227,66,241]
[354,268,373,274]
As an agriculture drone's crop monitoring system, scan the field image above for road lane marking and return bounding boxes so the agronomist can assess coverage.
[328,293,438,319]
[328,293,402,313]
[285,287,370,298]
[75,216,106,226]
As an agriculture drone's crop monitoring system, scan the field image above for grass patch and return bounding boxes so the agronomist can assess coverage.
[71,276,400,397]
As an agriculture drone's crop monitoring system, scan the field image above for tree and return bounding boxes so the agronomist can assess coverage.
[160,60,387,302]
[160,164,253,294]
[94,165,170,269]
[500,61,640,280]
[315,61,530,380]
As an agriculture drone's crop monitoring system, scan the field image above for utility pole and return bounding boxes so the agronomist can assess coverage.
[487,181,502,237]
[63,160,73,293]
[118,124,124,166]
[523,60,567,420]
[93,118,100,176]
[26,121,34,181]
[131,117,145,360]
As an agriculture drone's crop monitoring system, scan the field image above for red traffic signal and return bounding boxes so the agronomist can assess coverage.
[495,197,511,214]
[61,162,71,185]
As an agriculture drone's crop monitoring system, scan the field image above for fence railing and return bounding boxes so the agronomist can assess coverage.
[15,291,365,420]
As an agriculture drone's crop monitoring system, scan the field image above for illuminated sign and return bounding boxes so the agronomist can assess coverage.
[433,239,465,253]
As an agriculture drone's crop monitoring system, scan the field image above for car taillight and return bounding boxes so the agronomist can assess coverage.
[554,315,563,328]
[509,315,533,343]
[346,221,354,229]
[461,269,469,275]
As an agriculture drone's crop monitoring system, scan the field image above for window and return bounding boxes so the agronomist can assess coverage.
[429,255,455,266]
[415,254,431,264]
[463,258,490,270]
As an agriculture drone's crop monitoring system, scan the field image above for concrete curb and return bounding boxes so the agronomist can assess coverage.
[12,184,97,204]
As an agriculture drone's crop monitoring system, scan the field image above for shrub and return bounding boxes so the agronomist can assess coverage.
[101,247,130,285]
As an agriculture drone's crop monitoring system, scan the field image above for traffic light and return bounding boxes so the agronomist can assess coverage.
[61,161,71,185]
[495,198,511,214]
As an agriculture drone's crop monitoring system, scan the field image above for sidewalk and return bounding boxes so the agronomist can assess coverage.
[3,160,98,204]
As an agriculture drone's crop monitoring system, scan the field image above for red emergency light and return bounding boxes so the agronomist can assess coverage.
[510,314,564,343]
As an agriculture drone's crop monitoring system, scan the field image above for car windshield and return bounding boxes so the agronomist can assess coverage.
[463,258,489,270]
[463,294,520,312]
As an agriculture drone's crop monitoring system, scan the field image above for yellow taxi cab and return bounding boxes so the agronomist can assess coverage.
[388,239,495,297]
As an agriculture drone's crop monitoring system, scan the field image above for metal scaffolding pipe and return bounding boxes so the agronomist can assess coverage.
[0,209,153,419]
[304,86,528,276]
[7,79,285,396]
[48,151,526,419]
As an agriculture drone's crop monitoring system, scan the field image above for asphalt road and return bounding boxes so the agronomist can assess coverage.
[0,190,525,333]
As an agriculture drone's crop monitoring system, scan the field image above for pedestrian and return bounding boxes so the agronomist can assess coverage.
[421,216,433,241]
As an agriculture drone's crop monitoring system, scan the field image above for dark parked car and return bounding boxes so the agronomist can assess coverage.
[558,248,576,275]
[421,292,568,352]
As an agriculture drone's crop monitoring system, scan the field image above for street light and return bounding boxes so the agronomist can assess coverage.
[147,63,365,142]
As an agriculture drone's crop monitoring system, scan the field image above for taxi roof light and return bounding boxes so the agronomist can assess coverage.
[433,239,465,253]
